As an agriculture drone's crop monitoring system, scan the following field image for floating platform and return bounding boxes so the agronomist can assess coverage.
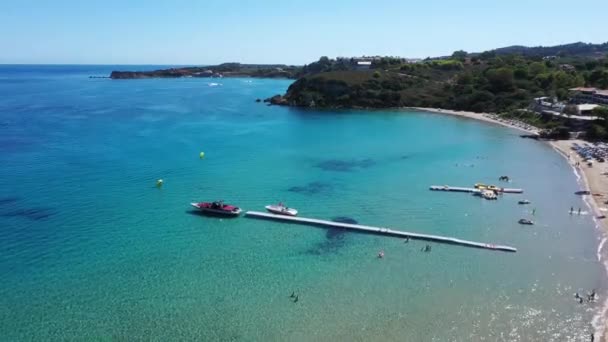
[429,185,523,194]
[245,211,516,253]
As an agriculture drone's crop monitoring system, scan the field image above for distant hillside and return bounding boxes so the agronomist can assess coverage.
[273,49,608,112]
[110,63,301,79]
[490,42,608,58]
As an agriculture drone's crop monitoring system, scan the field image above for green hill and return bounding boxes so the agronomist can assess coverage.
[280,49,608,113]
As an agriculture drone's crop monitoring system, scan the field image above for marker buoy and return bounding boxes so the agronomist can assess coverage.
[156,179,163,187]
[199,152,205,159]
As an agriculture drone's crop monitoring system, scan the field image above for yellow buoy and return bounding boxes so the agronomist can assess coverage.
[156,179,163,187]
[199,152,205,159]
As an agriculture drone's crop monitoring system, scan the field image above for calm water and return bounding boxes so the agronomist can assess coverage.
[0,65,606,341]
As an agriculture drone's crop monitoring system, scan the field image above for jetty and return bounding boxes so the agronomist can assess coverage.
[429,185,523,194]
[245,211,517,253]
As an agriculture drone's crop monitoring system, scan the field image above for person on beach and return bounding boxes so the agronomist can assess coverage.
[588,289,596,302]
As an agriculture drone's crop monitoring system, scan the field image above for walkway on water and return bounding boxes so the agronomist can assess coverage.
[245,211,517,253]
[429,185,524,194]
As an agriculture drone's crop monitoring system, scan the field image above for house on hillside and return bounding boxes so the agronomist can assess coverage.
[569,87,608,106]
[575,104,599,115]
[559,64,576,72]
[355,61,372,70]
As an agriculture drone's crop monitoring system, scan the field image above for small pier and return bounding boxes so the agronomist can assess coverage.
[429,185,523,194]
[245,211,516,253]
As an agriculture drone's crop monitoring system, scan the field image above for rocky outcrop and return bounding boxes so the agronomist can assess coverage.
[264,94,289,105]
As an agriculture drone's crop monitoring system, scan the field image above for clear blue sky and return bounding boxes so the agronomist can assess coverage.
[1,0,607,65]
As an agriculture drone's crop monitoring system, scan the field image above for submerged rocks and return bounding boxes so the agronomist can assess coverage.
[315,158,375,172]
[331,216,358,224]
[288,181,332,195]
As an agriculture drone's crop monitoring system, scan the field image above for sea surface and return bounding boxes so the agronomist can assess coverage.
[0,65,606,341]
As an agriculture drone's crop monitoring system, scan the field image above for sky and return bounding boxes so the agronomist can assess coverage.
[1,0,607,65]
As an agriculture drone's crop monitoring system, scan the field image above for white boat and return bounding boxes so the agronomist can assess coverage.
[518,199,531,205]
[265,204,298,216]
[481,190,497,200]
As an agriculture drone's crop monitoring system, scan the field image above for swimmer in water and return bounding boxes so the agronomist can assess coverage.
[378,251,385,258]
[290,291,295,298]
[293,295,299,303]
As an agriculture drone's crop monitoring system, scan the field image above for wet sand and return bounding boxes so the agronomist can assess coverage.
[408,107,540,135]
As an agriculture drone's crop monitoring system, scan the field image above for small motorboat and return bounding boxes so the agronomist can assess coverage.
[265,203,298,216]
[481,190,497,200]
[518,218,534,225]
[518,199,531,205]
[190,200,242,216]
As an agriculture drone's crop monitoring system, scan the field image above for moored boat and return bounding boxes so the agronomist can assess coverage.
[518,218,534,225]
[518,199,531,205]
[481,189,497,200]
[190,201,242,216]
[265,203,298,216]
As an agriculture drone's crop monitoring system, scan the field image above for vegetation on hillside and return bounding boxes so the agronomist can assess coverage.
[110,63,301,79]
[283,52,608,112]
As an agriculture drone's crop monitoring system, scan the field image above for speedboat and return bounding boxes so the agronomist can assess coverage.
[518,218,534,225]
[190,201,242,216]
[518,199,531,205]
[265,203,298,216]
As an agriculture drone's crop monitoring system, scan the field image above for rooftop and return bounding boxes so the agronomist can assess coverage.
[570,87,608,96]
[577,104,599,111]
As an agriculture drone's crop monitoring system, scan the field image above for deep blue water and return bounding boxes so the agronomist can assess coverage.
[0,65,605,341]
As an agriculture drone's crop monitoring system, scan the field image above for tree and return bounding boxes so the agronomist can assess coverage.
[452,50,468,61]
[592,106,608,119]
[529,62,547,76]
[486,67,515,92]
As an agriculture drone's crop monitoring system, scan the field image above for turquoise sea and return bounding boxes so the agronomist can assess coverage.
[0,65,606,341]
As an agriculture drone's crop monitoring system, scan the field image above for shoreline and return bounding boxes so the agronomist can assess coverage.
[415,106,608,341]
[550,140,608,342]
[407,107,541,135]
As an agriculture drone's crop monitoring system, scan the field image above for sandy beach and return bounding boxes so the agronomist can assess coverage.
[409,107,541,135]
[550,140,608,228]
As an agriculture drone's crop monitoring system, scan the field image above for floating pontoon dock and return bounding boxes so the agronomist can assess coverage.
[245,211,516,253]
[429,185,523,194]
